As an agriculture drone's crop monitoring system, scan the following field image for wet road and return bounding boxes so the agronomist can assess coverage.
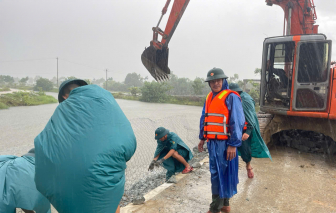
[131,146,336,213]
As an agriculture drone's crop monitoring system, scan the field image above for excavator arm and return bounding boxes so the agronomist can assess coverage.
[141,0,190,81]
[142,0,319,81]
[266,0,318,35]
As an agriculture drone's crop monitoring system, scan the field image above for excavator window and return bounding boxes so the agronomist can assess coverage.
[293,41,331,110]
[297,42,329,83]
[264,41,295,108]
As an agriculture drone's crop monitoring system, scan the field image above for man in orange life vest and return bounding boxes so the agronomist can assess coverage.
[198,68,245,213]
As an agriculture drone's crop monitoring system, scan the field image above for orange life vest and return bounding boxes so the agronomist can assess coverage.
[203,89,247,140]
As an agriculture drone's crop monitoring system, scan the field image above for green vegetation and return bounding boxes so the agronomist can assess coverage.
[0,87,10,92]
[0,102,9,109]
[1,68,261,108]
[112,91,205,106]
[129,87,140,96]
[34,78,54,91]
[140,82,171,103]
[0,75,14,85]
[166,96,204,106]
[0,91,57,109]
[111,92,140,101]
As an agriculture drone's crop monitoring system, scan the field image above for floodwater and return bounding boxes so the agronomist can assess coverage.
[1,93,202,213]
[0,93,202,156]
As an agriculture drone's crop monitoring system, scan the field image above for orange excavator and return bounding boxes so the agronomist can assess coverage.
[141,0,189,81]
[142,1,336,150]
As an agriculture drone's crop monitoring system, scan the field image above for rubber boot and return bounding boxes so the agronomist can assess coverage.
[208,194,223,213]
[220,198,230,213]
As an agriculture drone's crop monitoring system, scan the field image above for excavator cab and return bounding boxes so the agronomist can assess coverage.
[260,34,332,114]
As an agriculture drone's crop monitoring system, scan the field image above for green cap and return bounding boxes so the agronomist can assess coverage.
[155,127,169,140]
[229,83,243,92]
[205,67,228,82]
[58,79,88,103]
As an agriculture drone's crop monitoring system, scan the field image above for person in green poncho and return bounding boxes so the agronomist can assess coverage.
[148,127,194,180]
[0,148,51,213]
[34,79,136,213]
[229,83,272,178]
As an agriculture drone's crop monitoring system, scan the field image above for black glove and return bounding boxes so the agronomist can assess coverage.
[154,158,165,167]
[148,160,156,171]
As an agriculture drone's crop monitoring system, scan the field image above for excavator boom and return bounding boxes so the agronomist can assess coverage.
[266,0,318,35]
[141,0,190,81]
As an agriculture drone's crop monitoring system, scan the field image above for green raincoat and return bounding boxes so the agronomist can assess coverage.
[154,132,193,179]
[0,155,51,213]
[34,85,136,213]
[238,92,272,160]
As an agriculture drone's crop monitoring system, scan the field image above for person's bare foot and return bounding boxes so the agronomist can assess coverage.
[246,166,254,178]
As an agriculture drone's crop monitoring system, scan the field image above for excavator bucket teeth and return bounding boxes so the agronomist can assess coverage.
[141,46,170,81]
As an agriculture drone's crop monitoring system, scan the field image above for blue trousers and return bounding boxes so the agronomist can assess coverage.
[207,140,239,199]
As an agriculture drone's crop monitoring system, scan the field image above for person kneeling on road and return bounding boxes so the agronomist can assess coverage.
[148,127,193,180]
[0,148,51,213]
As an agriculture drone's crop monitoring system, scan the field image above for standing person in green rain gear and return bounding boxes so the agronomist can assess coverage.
[148,127,194,180]
[229,83,272,178]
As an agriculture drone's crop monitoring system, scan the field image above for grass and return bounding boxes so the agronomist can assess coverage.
[111,92,260,111]
[166,96,205,106]
[0,102,9,109]
[112,92,140,101]
[0,91,57,109]
[111,92,205,106]
[0,87,10,92]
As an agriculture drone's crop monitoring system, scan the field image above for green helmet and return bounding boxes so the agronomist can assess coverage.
[155,127,169,140]
[228,83,243,92]
[205,67,228,82]
[58,79,88,103]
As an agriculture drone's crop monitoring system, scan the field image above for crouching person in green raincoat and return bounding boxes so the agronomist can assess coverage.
[229,83,272,178]
[34,79,136,213]
[0,148,51,213]
[148,127,193,180]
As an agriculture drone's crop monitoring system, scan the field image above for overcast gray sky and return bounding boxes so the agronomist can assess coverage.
[0,0,335,82]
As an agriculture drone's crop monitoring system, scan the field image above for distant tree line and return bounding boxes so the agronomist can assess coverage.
[0,69,261,104]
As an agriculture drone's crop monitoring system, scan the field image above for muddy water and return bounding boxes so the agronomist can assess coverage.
[1,95,202,213]
[0,94,202,156]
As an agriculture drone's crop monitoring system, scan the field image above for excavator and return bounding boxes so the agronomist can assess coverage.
[141,0,336,154]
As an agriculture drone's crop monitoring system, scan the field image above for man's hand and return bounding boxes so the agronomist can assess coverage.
[154,158,165,167]
[148,160,156,171]
[226,146,237,161]
[242,133,250,141]
[198,140,205,152]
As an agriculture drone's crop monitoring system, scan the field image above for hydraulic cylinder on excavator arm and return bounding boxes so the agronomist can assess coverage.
[141,0,190,81]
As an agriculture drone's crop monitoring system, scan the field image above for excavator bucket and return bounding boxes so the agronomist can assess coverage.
[141,45,170,81]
